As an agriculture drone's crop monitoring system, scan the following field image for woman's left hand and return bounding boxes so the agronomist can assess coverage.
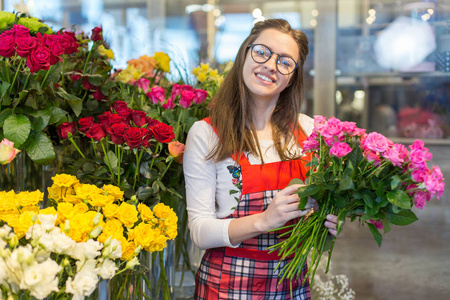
[324,214,343,238]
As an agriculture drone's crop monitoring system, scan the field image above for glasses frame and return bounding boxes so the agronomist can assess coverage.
[247,44,299,75]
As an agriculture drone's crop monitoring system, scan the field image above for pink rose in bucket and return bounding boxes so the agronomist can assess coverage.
[0,139,21,164]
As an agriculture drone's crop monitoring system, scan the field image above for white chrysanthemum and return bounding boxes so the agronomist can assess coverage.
[49,230,77,254]
[71,239,103,261]
[38,214,57,231]
[98,258,118,279]
[65,271,99,297]
[26,224,45,242]
[102,238,122,260]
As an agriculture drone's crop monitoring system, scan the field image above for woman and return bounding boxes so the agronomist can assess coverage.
[183,19,340,299]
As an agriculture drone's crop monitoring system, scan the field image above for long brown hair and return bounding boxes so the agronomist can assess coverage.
[208,19,309,163]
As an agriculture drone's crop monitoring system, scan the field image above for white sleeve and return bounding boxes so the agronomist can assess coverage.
[299,113,314,136]
[183,121,235,250]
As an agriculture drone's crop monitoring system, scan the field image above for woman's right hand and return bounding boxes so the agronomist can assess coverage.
[258,184,315,232]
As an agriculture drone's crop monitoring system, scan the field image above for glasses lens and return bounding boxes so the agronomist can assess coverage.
[277,56,296,75]
[251,44,271,63]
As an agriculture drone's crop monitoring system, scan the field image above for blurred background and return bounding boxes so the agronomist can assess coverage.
[1,0,449,299]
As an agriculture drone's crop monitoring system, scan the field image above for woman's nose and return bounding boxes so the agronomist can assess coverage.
[264,55,278,72]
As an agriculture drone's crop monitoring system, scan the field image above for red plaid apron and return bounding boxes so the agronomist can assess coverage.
[194,118,311,299]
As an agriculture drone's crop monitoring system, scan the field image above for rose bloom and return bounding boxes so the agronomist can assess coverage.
[321,117,344,139]
[15,35,37,58]
[86,124,107,141]
[107,123,130,145]
[82,77,95,90]
[168,141,185,163]
[146,86,166,105]
[180,90,196,108]
[112,101,132,121]
[137,78,151,93]
[127,54,157,77]
[171,83,182,98]
[57,122,77,139]
[369,219,383,229]
[162,98,175,110]
[302,137,320,151]
[151,122,175,143]
[363,132,392,153]
[414,191,431,210]
[341,121,357,135]
[78,116,95,133]
[59,31,79,55]
[381,146,404,167]
[193,89,208,104]
[329,142,352,158]
[0,34,16,57]
[91,26,103,42]
[93,88,106,101]
[146,117,161,128]
[27,44,57,73]
[0,138,20,164]
[123,127,147,149]
[131,110,147,127]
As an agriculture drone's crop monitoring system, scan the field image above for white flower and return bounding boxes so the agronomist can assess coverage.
[98,258,118,279]
[65,271,99,297]
[49,230,76,254]
[71,239,103,261]
[38,214,57,231]
[76,259,98,273]
[125,256,140,269]
[102,238,122,259]
[0,225,12,239]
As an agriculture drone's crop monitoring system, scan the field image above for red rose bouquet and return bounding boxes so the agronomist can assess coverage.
[269,116,445,286]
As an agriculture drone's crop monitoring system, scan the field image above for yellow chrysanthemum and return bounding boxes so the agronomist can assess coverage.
[51,174,79,188]
[98,44,115,60]
[116,202,138,228]
[88,194,115,207]
[75,183,102,203]
[154,52,171,73]
[137,203,154,222]
[17,190,43,207]
[103,203,119,219]
[102,185,124,201]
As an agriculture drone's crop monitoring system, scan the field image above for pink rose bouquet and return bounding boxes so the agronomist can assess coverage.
[269,116,445,286]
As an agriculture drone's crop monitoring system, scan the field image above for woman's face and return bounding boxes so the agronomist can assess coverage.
[242,28,299,105]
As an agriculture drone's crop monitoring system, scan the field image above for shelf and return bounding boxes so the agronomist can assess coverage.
[390,137,450,146]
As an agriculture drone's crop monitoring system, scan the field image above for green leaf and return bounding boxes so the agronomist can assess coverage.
[386,190,411,209]
[136,186,154,202]
[338,175,354,191]
[48,106,68,124]
[23,132,56,165]
[382,216,392,234]
[298,196,308,210]
[367,223,383,247]
[386,210,418,226]
[288,178,304,186]
[297,185,322,198]
[343,159,354,177]
[334,195,346,209]
[229,190,239,195]
[0,81,11,98]
[390,175,401,190]
[87,74,104,86]
[3,114,31,149]
[55,87,83,116]
[0,108,12,126]
[29,109,51,132]
[361,189,375,208]
[82,161,95,173]
[105,150,118,174]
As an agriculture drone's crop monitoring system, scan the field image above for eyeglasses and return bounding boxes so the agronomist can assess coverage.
[247,44,298,75]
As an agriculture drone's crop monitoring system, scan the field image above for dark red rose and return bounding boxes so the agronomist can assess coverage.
[82,77,95,90]
[59,31,79,55]
[91,26,103,42]
[0,35,16,57]
[12,24,31,37]
[26,45,53,73]
[151,122,174,143]
[57,122,77,139]
[131,110,147,127]
[107,123,130,145]
[54,82,60,89]
[108,114,124,126]
[98,111,112,128]
[111,101,131,120]
[86,124,106,141]
[146,117,160,128]
[124,127,147,149]
[78,116,95,133]
[44,34,65,57]
[15,36,37,58]
[93,88,106,101]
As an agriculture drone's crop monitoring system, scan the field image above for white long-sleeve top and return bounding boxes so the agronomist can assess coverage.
[183,114,314,250]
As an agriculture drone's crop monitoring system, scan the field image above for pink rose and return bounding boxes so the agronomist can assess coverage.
[12,24,30,37]
[411,168,428,183]
[302,136,320,151]
[329,142,352,158]
[369,219,383,229]
[15,36,37,58]
[162,98,175,110]
[194,89,208,104]
[26,44,54,73]
[364,149,382,166]
[324,137,336,147]
[314,115,327,124]
[170,83,182,98]
[363,132,392,153]
[413,191,431,210]
[382,147,404,167]
[353,128,366,136]
[321,117,343,138]
[0,34,16,57]
[341,121,357,135]
[0,139,21,165]
[146,87,166,104]
[137,78,151,93]
[181,84,194,91]
[409,149,430,170]
[180,90,196,109]
[425,166,445,199]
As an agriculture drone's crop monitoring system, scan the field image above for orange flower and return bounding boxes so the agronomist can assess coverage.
[127,55,157,78]
[168,141,185,164]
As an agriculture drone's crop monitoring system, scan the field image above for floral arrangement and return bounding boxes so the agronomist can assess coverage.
[0,173,178,299]
[269,116,445,286]
[191,61,232,99]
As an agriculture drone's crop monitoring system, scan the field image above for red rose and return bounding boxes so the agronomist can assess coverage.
[44,34,65,57]
[70,70,82,82]
[57,122,77,139]
[180,90,195,109]
[91,26,103,42]
[59,31,79,55]
[26,45,54,73]
[78,116,95,133]
[124,127,147,149]
[86,124,106,141]
[82,77,95,90]
[146,117,160,128]
[15,36,37,58]
[170,83,182,98]
[151,122,174,143]
[194,88,208,104]
[112,101,131,120]
[12,24,31,37]
[107,123,130,145]
[181,84,194,92]
[93,88,106,101]
[0,35,16,57]
[98,111,112,128]
[131,110,147,127]
[108,114,124,127]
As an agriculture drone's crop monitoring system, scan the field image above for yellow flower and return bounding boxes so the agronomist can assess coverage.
[209,69,218,77]
[154,52,171,73]
[39,207,57,215]
[51,174,79,188]
[115,66,142,84]
[88,194,115,207]
[133,222,157,249]
[75,183,102,203]
[14,211,36,239]
[57,202,75,221]
[102,185,124,201]
[98,44,115,60]
[117,202,138,228]
[153,203,175,220]
[197,72,207,83]
[137,203,154,222]
[73,203,89,214]
[146,234,168,253]
[21,205,39,215]
[200,63,210,72]
[192,66,200,76]
[47,185,63,202]
[103,203,119,219]
[64,194,81,204]
[102,218,124,237]
[121,239,137,261]
[0,191,18,212]
[17,190,43,207]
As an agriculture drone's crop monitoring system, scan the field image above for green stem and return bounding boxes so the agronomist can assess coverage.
[61,57,66,88]
[100,139,115,181]
[8,58,23,96]
[133,149,144,189]
[40,65,53,88]
[159,251,171,300]
[82,42,96,74]
[117,145,122,186]
[68,136,85,158]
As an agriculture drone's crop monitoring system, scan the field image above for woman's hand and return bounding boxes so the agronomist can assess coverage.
[258,184,315,232]
[324,214,343,238]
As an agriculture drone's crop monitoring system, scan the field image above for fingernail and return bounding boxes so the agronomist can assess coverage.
[324,221,329,227]
[326,215,332,220]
